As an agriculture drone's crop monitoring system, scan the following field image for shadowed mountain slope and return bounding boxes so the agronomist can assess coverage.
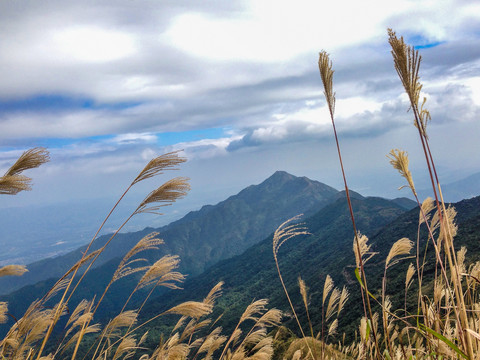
[135,195,480,346]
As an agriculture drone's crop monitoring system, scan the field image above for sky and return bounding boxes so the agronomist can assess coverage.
[0,0,480,246]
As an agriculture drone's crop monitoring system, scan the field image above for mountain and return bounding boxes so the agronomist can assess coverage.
[0,171,339,295]
[417,171,480,203]
[134,194,410,344]
[135,195,480,345]
[439,172,480,202]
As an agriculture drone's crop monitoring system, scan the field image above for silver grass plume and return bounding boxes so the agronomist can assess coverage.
[405,263,415,290]
[0,302,8,324]
[318,51,336,118]
[0,265,27,278]
[166,301,213,319]
[322,275,334,306]
[134,177,190,215]
[385,237,413,268]
[388,29,429,136]
[132,150,186,185]
[113,232,164,282]
[0,147,49,195]
[353,233,376,269]
[387,149,416,196]
[273,215,309,258]
[137,255,185,290]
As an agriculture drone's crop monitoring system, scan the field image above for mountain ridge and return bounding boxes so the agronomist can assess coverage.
[0,171,339,295]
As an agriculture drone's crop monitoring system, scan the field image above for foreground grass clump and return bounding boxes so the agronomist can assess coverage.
[0,151,282,360]
[271,29,480,359]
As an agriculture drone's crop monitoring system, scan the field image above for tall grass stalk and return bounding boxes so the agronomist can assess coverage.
[318,51,381,358]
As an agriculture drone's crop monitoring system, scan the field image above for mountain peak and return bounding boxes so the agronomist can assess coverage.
[264,170,295,182]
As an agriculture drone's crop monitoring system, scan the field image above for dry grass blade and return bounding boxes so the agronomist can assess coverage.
[353,233,376,269]
[256,309,283,328]
[325,288,340,321]
[322,275,334,306]
[406,263,415,289]
[0,175,32,195]
[239,299,268,323]
[337,286,349,317]
[166,301,213,319]
[273,215,309,257]
[203,281,224,307]
[0,148,49,195]
[318,51,336,117]
[0,265,27,277]
[385,237,413,267]
[387,149,416,196]
[4,148,49,177]
[105,311,138,338]
[134,177,190,215]
[299,277,309,310]
[388,29,423,118]
[0,302,8,324]
[328,319,338,337]
[137,255,185,290]
[419,197,435,224]
[132,150,186,185]
[112,335,137,360]
[113,232,163,282]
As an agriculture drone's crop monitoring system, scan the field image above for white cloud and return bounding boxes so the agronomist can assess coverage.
[111,133,157,145]
[1,0,480,218]
[51,27,136,63]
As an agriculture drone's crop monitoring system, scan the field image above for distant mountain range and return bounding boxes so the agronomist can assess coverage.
[134,196,480,345]
[3,169,479,350]
[0,171,350,296]
[417,171,480,203]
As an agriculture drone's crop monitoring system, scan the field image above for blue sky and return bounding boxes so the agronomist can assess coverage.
[1,0,480,237]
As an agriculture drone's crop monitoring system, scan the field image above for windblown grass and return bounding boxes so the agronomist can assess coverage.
[0,150,282,360]
[1,28,477,360]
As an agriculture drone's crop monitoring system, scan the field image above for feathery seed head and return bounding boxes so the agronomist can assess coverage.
[388,30,422,109]
[0,265,28,278]
[137,255,185,289]
[134,177,190,215]
[385,237,413,268]
[387,149,416,196]
[240,299,269,324]
[112,335,137,360]
[322,275,334,306]
[105,310,138,338]
[0,147,49,195]
[420,197,435,224]
[318,51,336,118]
[337,286,349,317]
[298,277,309,310]
[406,263,415,290]
[328,319,339,337]
[0,301,8,324]
[203,281,224,307]
[353,233,376,269]
[113,232,164,282]
[326,288,341,321]
[132,150,186,185]
[166,301,213,319]
[272,215,309,258]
